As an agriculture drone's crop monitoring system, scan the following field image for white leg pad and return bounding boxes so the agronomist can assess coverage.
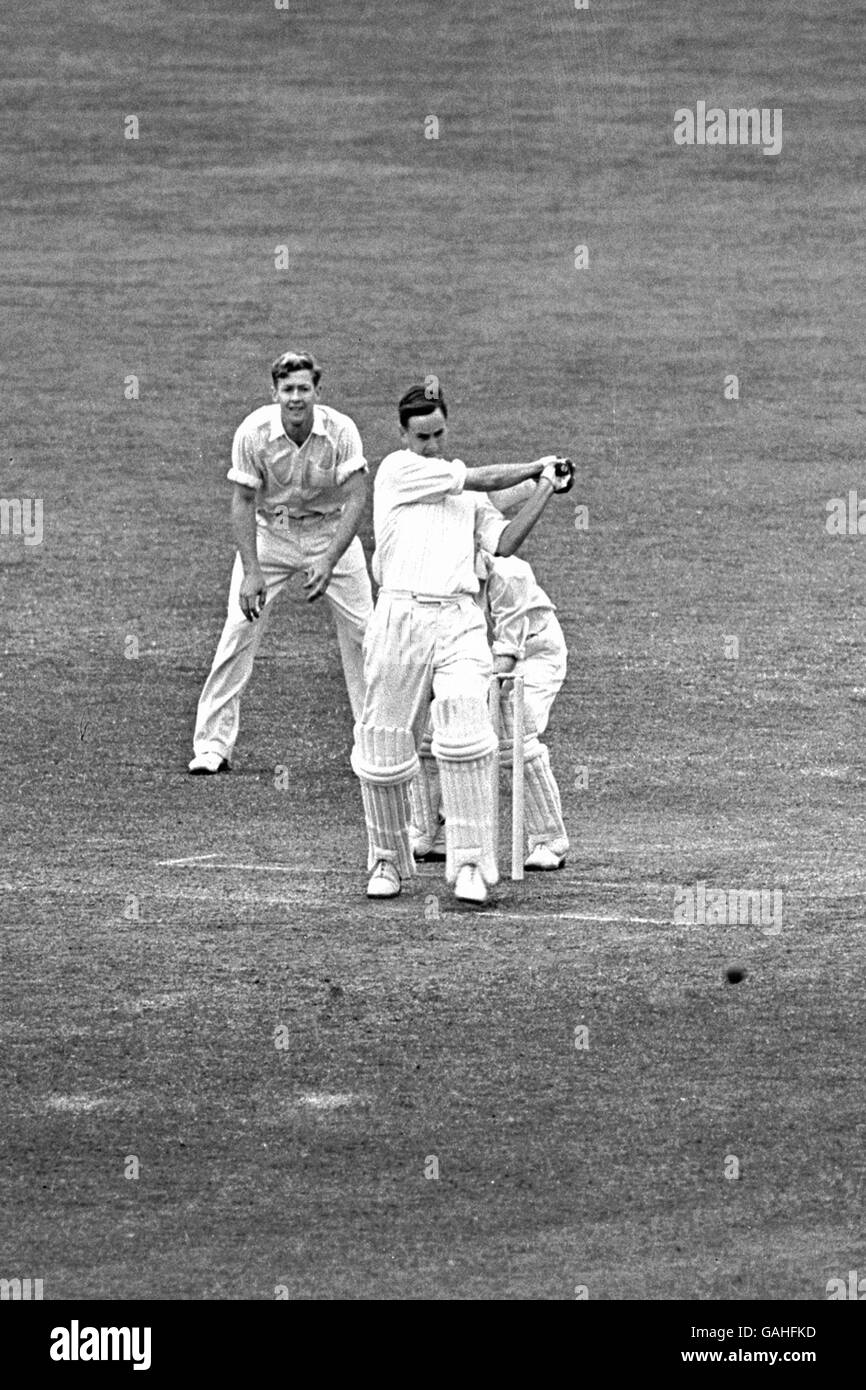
[497,687,542,766]
[430,697,499,885]
[351,725,418,877]
[524,745,569,854]
[409,754,441,852]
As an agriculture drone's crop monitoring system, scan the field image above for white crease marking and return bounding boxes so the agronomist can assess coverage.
[156,852,219,866]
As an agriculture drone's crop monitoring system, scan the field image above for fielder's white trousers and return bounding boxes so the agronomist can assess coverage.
[515,612,568,733]
[192,520,373,761]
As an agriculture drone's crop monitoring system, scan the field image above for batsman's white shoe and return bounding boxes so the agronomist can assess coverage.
[454,864,488,905]
[524,844,566,871]
[188,753,231,775]
[367,860,401,899]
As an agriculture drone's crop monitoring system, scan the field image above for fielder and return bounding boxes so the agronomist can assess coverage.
[411,546,569,870]
[351,381,572,904]
[188,350,373,773]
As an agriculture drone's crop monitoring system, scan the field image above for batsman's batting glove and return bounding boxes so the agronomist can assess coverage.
[541,456,575,493]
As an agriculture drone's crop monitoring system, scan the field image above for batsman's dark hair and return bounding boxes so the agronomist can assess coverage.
[398,381,448,428]
[271,349,322,387]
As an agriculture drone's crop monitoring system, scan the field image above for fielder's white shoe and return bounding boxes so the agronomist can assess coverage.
[524,844,566,871]
[454,864,488,904]
[367,860,401,899]
[412,818,447,862]
[188,753,231,775]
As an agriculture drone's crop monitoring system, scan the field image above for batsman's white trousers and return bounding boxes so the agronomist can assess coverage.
[355,591,497,882]
[359,591,492,739]
[192,520,373,761]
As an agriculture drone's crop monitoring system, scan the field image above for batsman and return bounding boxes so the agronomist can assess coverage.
[352,381,573,904]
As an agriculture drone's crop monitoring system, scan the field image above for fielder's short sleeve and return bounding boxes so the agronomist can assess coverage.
[333,415,368,486]
[228,417,266,490]
[225,403,367,522]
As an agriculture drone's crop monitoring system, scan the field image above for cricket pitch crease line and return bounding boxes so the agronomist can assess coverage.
[152,860,675,915]
[484,911,671,925]
[155,859,672,896]
[157,859,301,872]
[156,853,220,866]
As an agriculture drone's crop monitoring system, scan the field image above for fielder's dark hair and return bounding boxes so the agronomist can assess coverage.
[398,381,448,428]
[271,349,322,387]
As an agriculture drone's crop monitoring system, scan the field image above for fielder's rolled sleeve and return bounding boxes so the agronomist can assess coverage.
[227,421,266,490]
[333,416,368,486]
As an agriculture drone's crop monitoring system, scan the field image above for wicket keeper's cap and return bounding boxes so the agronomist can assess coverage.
[398,381,448,425]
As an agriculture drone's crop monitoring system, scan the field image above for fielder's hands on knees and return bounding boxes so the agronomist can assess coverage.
[493,654,517,676]
[239,568,267,621]
[303,554,335,602]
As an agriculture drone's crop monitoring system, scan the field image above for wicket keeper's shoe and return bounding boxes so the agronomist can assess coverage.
[188,753,231,775]
[524,844,566,871]
[412,817,447,862]
[367,860,401,899]
[454,864,488,905]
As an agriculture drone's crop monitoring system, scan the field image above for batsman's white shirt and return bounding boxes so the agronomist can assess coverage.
[227,402,367,526]
[372,450,507,593]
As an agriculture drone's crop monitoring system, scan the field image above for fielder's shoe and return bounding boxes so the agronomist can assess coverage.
[409,823,430,856]
[367,860,401,899]
[524,844,566,871]
[454,864,488,904]
[188,753,231,775]
[412,818,447,862]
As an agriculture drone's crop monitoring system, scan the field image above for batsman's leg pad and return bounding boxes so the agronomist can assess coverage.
[524,744,569,854]
[351,724,418,877]
[430,697,499,885]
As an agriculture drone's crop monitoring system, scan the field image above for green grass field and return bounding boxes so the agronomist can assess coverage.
[1,0,864,1299]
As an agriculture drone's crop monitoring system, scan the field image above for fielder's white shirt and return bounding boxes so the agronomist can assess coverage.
[483,554,557,659]
[373,450,508,595]
[227,403,367,524]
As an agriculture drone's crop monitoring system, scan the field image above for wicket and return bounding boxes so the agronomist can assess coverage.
[488,672,525,880]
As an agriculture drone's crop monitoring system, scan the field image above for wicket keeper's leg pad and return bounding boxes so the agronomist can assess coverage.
[430,696,499,886]
[499,698,568,852]
[351,724,419,878]
[408,720,441,850]
[497,688,541,767]
[524,744,569,853]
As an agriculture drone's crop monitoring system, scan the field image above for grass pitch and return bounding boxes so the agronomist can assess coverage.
[1,0,864,1299]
